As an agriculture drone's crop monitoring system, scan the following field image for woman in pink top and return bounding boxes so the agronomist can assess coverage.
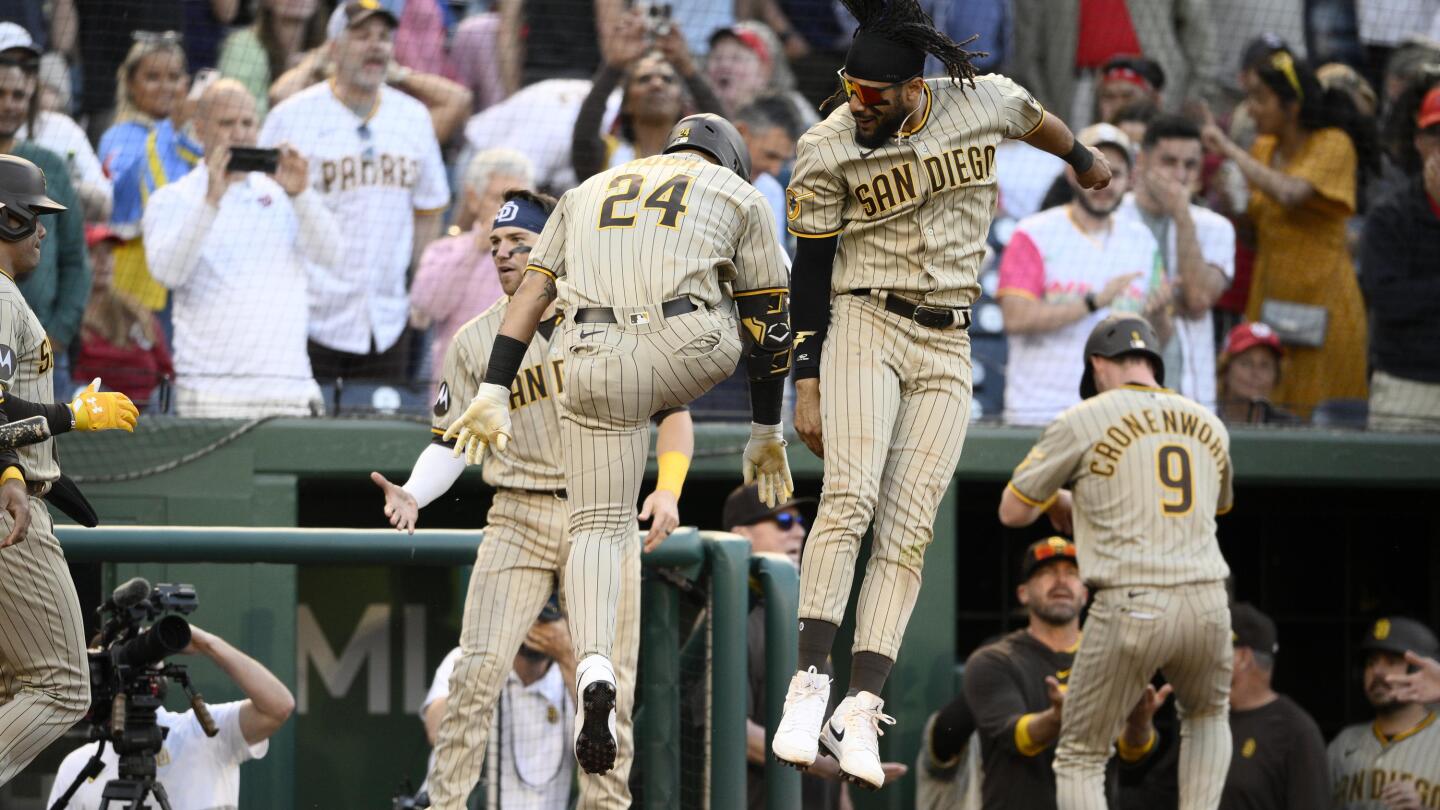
[410,148,535,382]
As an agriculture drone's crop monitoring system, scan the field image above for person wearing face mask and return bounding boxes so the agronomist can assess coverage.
[1115,115,1234,411]
[141,79,337,417]
[1215,322,1298,425]
[409,148,532,385]
[98,33,199,326]
[260,0,450,385]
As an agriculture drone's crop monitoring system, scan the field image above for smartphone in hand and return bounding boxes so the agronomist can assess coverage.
[227,147,280,174]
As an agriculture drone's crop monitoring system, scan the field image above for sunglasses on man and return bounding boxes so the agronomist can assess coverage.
[837,68,918,108]
[764,511,805,531]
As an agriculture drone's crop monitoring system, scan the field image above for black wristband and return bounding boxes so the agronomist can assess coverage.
[1085,292,1098,313]
[749,378,784,426]
[1064,139,1094,174]
[482,335,529,389]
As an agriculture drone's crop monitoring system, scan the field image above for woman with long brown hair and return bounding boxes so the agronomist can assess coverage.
[74,226,172,409]
[218,0,328,120]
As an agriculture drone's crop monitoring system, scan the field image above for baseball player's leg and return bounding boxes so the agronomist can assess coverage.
[577,529,641,809]
[1055,589,1171,810]
[1158,583,1233,810]
[0,503,89,785]
[853,324,972,662]
[427,494,566,809]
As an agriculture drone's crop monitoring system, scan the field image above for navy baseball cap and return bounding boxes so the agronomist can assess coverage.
[1231,603,1278,655]
[722,484,814,531]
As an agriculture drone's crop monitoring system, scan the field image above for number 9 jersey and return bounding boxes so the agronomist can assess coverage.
[525,151,790,312]
[1005,384,1233,589]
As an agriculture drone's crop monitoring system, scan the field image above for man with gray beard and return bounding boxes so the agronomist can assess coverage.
[961,538,1169,810]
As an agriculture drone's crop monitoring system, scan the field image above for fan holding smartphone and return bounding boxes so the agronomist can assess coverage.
[140,78,337,418]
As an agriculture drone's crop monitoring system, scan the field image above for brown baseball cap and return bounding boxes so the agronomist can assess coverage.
[721,484,814,531]
[1230,603,1278,655]
[1020,537,1078,581]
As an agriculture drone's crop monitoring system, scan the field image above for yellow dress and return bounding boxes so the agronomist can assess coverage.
[1244,127,1368,417]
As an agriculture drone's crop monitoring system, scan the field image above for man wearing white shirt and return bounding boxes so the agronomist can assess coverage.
[420,604,577,810]
[1115,115,1233,410]
[260,0,450,383]
[47,626,295,810]
[144,80,337,418]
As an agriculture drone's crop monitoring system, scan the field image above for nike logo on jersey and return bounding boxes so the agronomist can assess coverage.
[580,329,604,340]
[1127,590,1148,598]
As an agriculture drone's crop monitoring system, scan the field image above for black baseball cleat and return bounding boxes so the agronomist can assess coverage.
[574,655,618,774]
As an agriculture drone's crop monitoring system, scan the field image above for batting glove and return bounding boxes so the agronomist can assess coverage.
[743,422,793,507]
[442,382,512,464]
[67,378,139,432]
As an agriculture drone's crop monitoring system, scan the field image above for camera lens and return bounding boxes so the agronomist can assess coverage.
[113,615,192,669]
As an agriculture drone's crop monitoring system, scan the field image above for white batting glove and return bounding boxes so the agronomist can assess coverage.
[743,422,794,507]
[441,382,513,464]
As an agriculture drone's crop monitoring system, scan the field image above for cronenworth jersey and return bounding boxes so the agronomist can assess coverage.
[785,74,1046,307]
[0,273,59,482]
[431,301,565,491]
[1008,385,1233,589]
[1328,712,1440,809]
[525,151,791,310]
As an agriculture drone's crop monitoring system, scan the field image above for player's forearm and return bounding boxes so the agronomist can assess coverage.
[405,443,469,508]
[483,270,552,389]
[1019,112,1076,158]
[654,409,694,496]
[997,295,1089,334]
[998,486,1043,527]
[1116,722,1157,762]
[0,392,75,436]
[789,234,838,380]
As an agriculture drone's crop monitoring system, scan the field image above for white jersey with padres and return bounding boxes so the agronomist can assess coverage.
[525,151,790,310]
[785,74,1045,307]
[0,274,58,482]
[1328,713,1440,809]
[260,81,450,354]
[1007,385,1233,589]
[431,301,565,491]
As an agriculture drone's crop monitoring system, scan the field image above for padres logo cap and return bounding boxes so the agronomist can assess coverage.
[1359,616,1439,658]
[1020,537,1077,581]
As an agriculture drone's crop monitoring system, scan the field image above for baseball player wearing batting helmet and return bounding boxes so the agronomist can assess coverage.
[372,189,695,809]
[663,113,751,180]
[999,313,1235,810]
[1327,617,1440,809]
[0,154,139,785]
[442,111,793,776]
[772,0,1117,789]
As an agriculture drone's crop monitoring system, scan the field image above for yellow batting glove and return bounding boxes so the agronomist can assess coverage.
[68,378,139,433]
[441,382,512,465]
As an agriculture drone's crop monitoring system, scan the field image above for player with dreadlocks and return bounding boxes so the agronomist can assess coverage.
[771,0,1113,790]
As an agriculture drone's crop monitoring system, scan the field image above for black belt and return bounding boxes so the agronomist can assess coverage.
[501,486,567,499]
[849,289,971,330]
[573,297,697,325]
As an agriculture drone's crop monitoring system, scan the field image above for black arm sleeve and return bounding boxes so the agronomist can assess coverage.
[1,394,73,437]
[0,393,22,472]
[789,234,840,380]
[735,289,793,426]
[571,65,625,183]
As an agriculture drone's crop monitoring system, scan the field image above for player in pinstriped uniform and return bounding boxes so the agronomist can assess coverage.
[772,0,1114,790]
[443,113,795,775]
[0,155,139,785]
[999,314,1234,810]
[1328,617,1440,810]
[371,190,693,809]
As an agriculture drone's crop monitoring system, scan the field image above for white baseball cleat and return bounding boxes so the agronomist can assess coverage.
[574,654,618,774]
[819,690,895,790]
[770,666,833,768]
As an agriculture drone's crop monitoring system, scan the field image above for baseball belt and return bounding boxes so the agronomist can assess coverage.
[849,289,972,330]
[573,297,697,325]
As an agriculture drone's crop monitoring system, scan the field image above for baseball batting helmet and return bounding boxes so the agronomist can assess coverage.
[1079,313,1165,399]
[663,113,751,180]
[1359,616,1439,659]
[0,155,65,242]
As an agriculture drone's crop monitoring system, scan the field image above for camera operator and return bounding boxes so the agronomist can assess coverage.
[47,625,295,810]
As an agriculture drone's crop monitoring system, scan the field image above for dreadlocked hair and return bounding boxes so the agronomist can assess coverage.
[837,0,986,86]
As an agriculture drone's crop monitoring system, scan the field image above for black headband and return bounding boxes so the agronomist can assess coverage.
[844,31,925,83]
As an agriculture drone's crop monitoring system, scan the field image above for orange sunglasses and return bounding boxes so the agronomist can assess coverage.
[836,68,917,107]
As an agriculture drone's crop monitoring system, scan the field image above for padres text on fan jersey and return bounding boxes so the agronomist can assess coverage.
[785,75,1044,306]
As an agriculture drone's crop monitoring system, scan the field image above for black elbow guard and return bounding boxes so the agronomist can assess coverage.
[735,288,793,381]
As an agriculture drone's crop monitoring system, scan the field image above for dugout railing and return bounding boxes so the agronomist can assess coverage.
[52,525,799,810]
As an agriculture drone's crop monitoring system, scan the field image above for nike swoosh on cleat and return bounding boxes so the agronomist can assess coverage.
[829,723,845,742]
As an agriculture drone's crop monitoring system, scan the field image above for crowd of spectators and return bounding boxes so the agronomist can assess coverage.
[0,0,1438,430]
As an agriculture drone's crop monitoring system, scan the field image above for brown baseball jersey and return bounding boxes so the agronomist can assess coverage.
[527,151,790,309]
[1007,384,1233,590]
[785,75,1045,307]
[1328,713,1440,809]
[431,302,565,491]
[0,273,59,482]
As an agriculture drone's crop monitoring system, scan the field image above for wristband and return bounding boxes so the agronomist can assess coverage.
[1064,139,1094,174]
[656,451,690,497]
[482,335,529,389]
[1085,292,1098,313]
[749,377,784,426]
[1,466,24,486]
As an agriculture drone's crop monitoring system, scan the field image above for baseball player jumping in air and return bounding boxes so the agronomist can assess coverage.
[0,155,139,786]
[372,189,695,810]
[999,314,1235,810]
[772,0,1112,790]
[442,114,794,776]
